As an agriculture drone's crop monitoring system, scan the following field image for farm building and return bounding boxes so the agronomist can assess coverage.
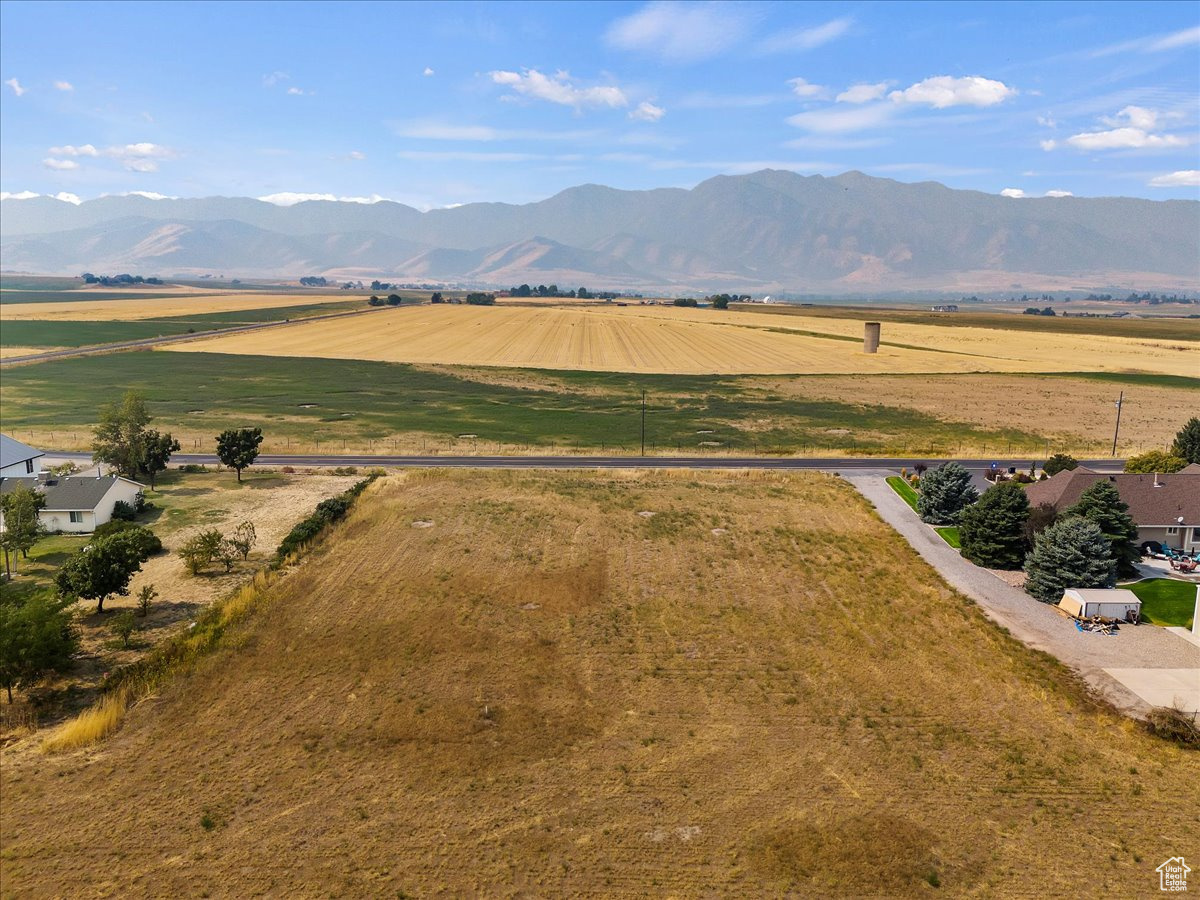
[1025,468,1200,555]
[1057,588,1142,622]
[0,473,145,533]
[0,434,45,477]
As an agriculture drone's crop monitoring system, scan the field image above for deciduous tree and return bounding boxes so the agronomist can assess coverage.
[1041,453,1078,477]
[0,483,46,577]
[55,532,145,613]
[141,429,180,489]
[92,391,151,477]
[1124,449,1187,474]
[216,427,263,482]
[0,595,78,703]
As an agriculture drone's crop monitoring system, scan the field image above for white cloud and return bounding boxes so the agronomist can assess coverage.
[1088,25,1200,57]
[787,77,827,99]
[53,80,74,91]
[837,82,889,104]
[629,101,665,122]
[43,158,79,170]
[1103,105,1156,130]
[786,103,895,133]
[1044,190,1073,198]
[262,71,289,87]
[423,67,435,76]
[48,143,100,157]
[1000,188,1026,198]
[5,77,26,96]
[1148,170,1200,187]
[396,121,501,141]
[111,142,175,172]
[604,1,750,63]
[52,192,81,205]
[489,69,627,109]
[1039,139,1058,151]
[286,86,308,96]
[889,75,1016,108]
[0,191,39,200]
[257,192,391,206]
[348,150,366,160]
[124,191,176,200]
[761,17,853,53]
[1036,115,1056,127]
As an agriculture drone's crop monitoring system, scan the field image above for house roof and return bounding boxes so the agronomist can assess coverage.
[0,434,45,468]
[0,474,143,512]
[1024,468,1200,526]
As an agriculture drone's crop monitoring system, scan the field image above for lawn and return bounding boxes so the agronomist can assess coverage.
[0,350,1053,456]
[886,475,920,511]
[935,526,961,548]
[1125,578,1197,628]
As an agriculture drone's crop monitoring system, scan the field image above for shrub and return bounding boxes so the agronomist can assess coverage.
[959,481,1030,570]
[92,523,161,560]
[111,500,136,521]
[178,528,226,575]
[916,462,978,525]
[1042,454,1078,477]
[110,610,137,648]
[1024,516,1116,603]
[1023,502,1058,546]
[275,477,377,560]
[1124,449,1188,474]
[179,464,207,474]
[136,585,157,618]
[229,521,256,560]
[1145,705,1200,747]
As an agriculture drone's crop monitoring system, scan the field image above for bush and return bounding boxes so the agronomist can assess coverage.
[136,585,157,618]
[110,610,137,648]
[959,482,1030,570]
[1024,516,1116,603]
[179,464,207,474]
[92,522,161,559]
[916,463,979,525]
[1145,705,1200,747]
[1042,454,1078,477]
[178,529,226,576]
[1124,450,1188,474]
[275,477,376,560]
[111,500,136,521]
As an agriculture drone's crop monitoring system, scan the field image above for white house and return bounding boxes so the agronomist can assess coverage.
[0,434,45,477]
[0,474,145,533]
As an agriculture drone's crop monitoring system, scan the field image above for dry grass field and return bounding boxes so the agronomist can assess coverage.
[0,290,353,321]
[3,470,1196,897]
[0,345,64,359]
[167,302,1198,376]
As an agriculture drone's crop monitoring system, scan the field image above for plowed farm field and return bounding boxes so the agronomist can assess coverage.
[4,470,1195,897]
[165,303,1199,376]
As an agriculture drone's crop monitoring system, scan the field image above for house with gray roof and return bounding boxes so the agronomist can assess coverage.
[0,474,145,534]
[0,434,45,477]
[1024,467,1199,555]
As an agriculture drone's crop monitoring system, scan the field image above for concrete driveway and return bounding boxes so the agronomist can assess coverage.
[847,473,1200,717]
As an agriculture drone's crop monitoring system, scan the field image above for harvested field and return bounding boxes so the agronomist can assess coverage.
[3,470,1196,896]
[0,291,356,321]
[0,345,64,359]
[167,303,1197,376]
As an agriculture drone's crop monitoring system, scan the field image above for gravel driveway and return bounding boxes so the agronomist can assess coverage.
[846,472,1200,717]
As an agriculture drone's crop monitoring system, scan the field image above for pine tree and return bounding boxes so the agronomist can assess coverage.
[1064,480,1141,576]
[959,481,1030,569]
[1024,517,1116,604]
[916,462,979,525]
[1172,417,1200,465]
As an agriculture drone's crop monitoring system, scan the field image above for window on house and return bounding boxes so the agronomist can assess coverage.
[69,511,83,524]
[1166,526,1178,535]
[25,459,34,473]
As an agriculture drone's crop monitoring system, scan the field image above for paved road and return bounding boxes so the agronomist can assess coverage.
[43,451,1124,473]
[847,473,1200,716]
[0,304,392,366]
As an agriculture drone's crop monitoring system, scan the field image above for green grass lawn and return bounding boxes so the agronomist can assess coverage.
[935,526,961,549]
[0,351,1056,455]
[1124,578,1197,628]
[0,533,89,605]
[886,476,920,511]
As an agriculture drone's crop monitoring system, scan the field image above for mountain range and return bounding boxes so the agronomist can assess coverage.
[3,170,1197,292]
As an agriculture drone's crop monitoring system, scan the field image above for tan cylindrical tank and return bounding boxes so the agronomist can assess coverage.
[864,321,881,353]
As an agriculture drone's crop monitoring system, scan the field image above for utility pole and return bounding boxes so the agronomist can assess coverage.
[1111,391,1124,457]
[640,390,646,457]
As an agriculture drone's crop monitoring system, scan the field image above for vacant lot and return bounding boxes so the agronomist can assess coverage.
[3,470,1195,897]
[167,302,1198,377]
[0,290,359,321]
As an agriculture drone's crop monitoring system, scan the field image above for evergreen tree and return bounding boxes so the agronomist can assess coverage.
[1171,417,1200,464]
[959,481,1030,569]
[1024,517,1116,603]
[1064,480,1141,576]
[916,462,979,525]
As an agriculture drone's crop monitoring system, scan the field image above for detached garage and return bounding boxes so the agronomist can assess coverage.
[1058,588,1142,623]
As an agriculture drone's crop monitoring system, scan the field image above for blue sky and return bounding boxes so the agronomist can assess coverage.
[1,0,1197,208]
